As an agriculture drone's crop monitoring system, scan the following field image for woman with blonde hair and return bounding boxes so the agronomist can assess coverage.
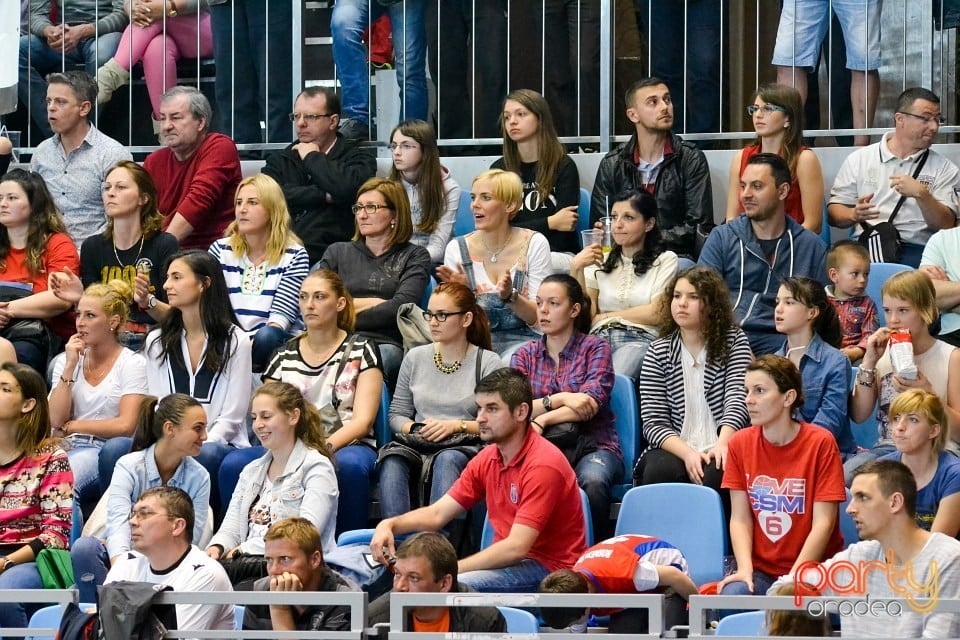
[207,381,338,585]
[208,173,309,372]
[725,83,824,232]
[492,89,580,264]
[438,169,552,356]
[388,119,460,264]
[263,269,383,535]
[847,270,960,480]
[48,280,148,515]
[317,177,431,385]
[882,389,960,536]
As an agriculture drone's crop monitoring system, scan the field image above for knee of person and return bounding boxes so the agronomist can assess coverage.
[331,1,366,33]
[71,535,103,557]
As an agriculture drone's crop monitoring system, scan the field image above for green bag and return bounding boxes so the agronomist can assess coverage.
[36,548,74,589]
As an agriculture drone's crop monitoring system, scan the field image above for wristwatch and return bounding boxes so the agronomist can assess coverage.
[146,294,159,309]
[501,288,519,303]
[1,557,15,573]
[543,394,553,411]
[458,419,467,434]
[167,0,179,17]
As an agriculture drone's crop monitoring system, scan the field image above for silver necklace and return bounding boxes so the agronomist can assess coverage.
[481,229,512,263]
[113,234,145,268]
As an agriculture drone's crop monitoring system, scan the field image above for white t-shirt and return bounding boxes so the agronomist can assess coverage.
[106,545,235,636]
[49,348,148,419]
[584,250,678,335]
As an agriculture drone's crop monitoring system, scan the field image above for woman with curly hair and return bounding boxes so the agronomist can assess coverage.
[635,267,752,511]
[725,83,824,233]
[773,276,856,458]
[570,189,678,381]
[0,169,79,371]
[388,119,460,264]
[492,89,580,266]
[50,160,179,352]
[0,363,74,629]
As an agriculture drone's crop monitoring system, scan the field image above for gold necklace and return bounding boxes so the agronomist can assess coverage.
[113,234,145,268]
[480,229,512,263]
[433,346,462,374]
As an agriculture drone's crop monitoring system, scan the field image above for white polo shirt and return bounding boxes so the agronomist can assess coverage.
[830,132,960,244]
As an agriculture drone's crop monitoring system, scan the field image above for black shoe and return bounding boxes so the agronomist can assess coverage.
[339,118,371,141]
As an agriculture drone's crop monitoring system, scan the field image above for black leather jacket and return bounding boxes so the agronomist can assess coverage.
[590,132,714,259]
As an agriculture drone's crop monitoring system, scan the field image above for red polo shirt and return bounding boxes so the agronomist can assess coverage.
[447,427,586,571]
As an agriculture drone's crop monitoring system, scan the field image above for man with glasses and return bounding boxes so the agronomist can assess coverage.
[105,486,235,633]
[262,87,376,264]
[828,87,960,267]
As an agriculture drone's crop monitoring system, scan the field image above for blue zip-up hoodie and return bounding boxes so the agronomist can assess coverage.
[698,215,828,348]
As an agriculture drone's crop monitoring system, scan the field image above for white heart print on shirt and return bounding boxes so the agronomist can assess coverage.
[758,510,793,543]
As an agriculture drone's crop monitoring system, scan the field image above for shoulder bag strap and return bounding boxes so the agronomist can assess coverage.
[475,347,483,388]
[888,149,930,226]
[330,334,358,409]
[457,235,478,292]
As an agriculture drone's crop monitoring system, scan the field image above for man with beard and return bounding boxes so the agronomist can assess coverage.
[591,77,713,260]
[699,153,827,355]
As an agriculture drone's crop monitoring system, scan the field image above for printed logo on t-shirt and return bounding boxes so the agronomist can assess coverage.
[748,475,807,542]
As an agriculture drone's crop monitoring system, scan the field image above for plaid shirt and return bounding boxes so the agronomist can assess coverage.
[827,289,879,350]
[511,332,621,456]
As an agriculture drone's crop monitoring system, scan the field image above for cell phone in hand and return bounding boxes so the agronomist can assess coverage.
[410,422,426,434]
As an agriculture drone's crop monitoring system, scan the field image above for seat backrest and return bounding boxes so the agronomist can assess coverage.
[70,499,83,544]
[497,606,539,633]
[577,188,592,235]
[420,276,436,309]
[615,484,727,585]
[839,488,859,548]
[714,610,766,636]
[453,190,474,237]
[609,374,639,482]
[233,604,245,631]
[865,262,912,325]
[482,487,592,548]
[848,366,879,449]
[375,381,392,448]
[26,604,61,640]
[337,528,376,547]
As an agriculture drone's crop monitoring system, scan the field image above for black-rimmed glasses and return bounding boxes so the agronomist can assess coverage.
[422,310,466,322]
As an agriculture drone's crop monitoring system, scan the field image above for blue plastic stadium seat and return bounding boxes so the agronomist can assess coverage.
[615,484,727,585]
[453,190,474,237]
[715,610,766,636]
[839,488,859,547]
[375,382,391,448]
[498,606,539,633]
[609,374,639,502]
[577,188,591,238]
[234,604,245,630]
[420,276,436,309]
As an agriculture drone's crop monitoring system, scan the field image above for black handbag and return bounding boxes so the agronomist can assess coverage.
[858,150,928,263]
[0,283,52,360]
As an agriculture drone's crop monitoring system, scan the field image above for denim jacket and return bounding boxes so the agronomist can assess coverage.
[105,444,211,558]
[208,439,339,554]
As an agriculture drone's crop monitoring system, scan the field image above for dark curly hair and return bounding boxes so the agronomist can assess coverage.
[657,266,736,366]
[600,189,664,278]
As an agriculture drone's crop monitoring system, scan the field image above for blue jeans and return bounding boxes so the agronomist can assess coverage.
[576,448,622,539]
[378,342,403,392]
[718,570,776,618]
[592,326,654,381]
[209,0,293,144]
[335,444,377,535]
[98,436,133,493]
[66,436,106,516]
[18,32,122,141]
[196,441,238,520]
[843,444,895,485]
[72,536,110,605]
[459,558,550,593]
[251,324,291,373]
[542,0,601,137]
[645,0,722,137]
[331,0,428,125]
[379,448,471,518]
[0,563,44,631]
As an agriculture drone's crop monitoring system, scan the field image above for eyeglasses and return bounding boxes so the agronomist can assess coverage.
[898,111,946,126]
[422,310,467,322]
[389,142,419,152]
[289,113,334,122]
[351,203,393,215]
[746,104,787,117]
[129,508,176,522]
